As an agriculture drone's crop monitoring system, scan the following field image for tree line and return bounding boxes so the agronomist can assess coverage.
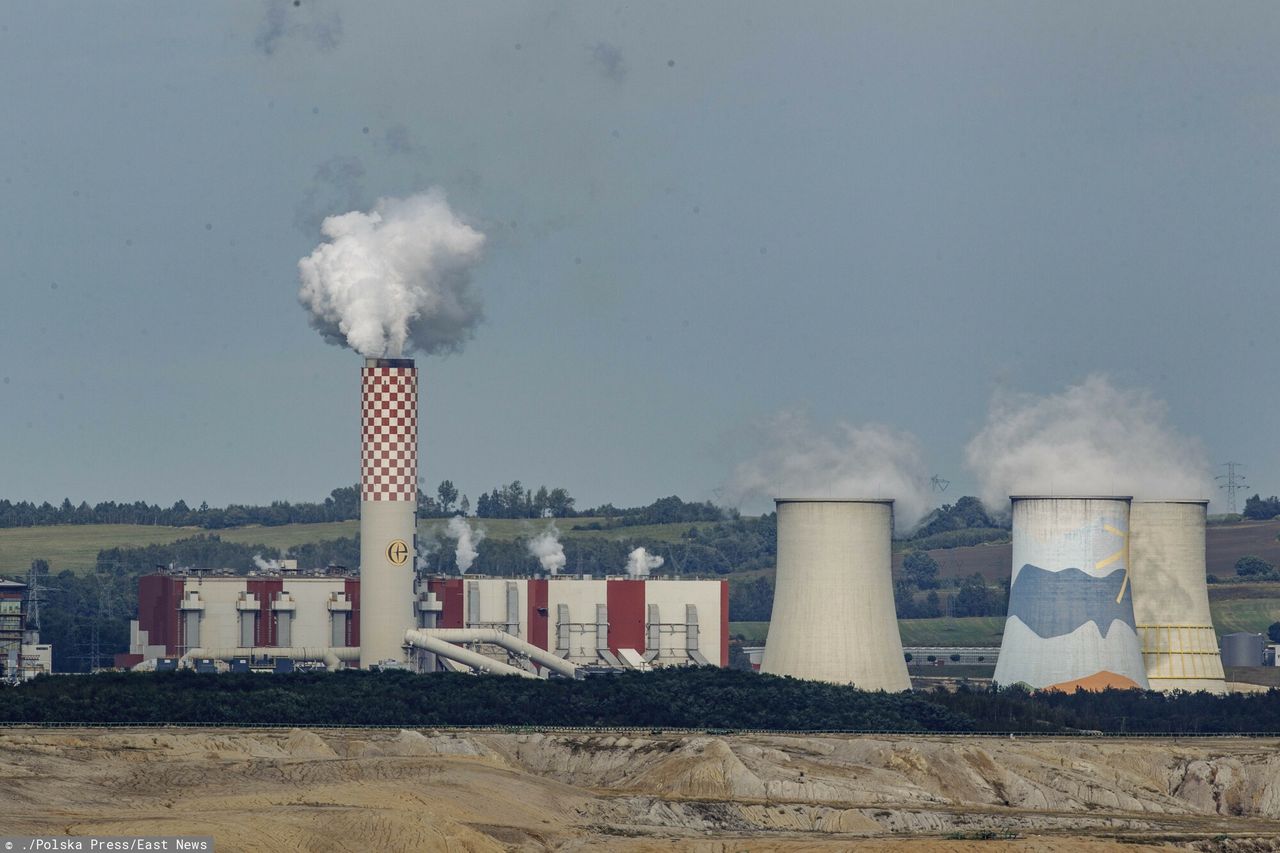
[3,668,1280,733]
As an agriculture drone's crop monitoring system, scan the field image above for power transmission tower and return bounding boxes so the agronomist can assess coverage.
[1216,462,1249,514]
[930,475,951,493]
[24,561,44,644]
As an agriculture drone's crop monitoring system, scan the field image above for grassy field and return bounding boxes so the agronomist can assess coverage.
[733,603,1280,649]
[730,617,1006,648]
[1209,598,1280,636]
[0,517,716,574]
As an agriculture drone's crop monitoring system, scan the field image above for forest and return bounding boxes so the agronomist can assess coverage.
[2,668,1279,734]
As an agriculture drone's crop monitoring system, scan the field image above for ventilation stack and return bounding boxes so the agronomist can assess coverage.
[993,496,1148,691]
[359,357,418,668]
[1130,500,1226,693]
[761,499,910,691]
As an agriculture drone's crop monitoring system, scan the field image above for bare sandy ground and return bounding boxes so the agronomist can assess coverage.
[2,728,1279,851]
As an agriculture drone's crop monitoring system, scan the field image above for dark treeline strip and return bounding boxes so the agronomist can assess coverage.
[0,487,361,530]
[3,669,1280,733]
[0,669,971,731]
[934,684,1280,735]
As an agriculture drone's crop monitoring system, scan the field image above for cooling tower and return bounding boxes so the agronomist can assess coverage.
[359,357,418,668]
[761,499,910,691]
[993,497,1148,690]
[1130,500,1226,693]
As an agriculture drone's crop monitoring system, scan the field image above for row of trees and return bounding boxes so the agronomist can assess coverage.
[4,668,1280,733]
[0,488,362,530]
[1244,494,1280,521]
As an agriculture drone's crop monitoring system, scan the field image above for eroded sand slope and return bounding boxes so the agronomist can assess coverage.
[2,728,1279,851]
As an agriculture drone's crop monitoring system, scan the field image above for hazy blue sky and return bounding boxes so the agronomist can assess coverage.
[1,2,1276,513]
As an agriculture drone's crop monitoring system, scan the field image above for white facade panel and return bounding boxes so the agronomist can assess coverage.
[547,578,609,663]
[643,579,722,665]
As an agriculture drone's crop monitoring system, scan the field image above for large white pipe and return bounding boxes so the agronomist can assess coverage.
[413,628,579,678]
[404,628,579,679]
[359,357,419,669]
[404,631,535,678]
[1130,500,1226,694]
[761,499,910,691]
[183,647,359,672]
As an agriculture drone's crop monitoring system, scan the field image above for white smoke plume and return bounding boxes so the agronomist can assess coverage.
[626,546,663,578]
[729,411,934,528]
[252,554,281,572]
[415,537,438,573]
[447,515,485,573]
[527,525,567,575]
[297,190,486,358]
[965,374,1213,511]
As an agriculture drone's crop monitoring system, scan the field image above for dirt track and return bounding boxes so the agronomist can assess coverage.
[2,728,1279,851]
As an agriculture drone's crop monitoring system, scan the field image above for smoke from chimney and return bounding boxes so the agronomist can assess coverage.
[729,411,933,527]
[252,554,281,572]
[965,374,1212,512]
[527,525,566,575]
[626,546,663,578]
[297,190,486,358]
[447,515,484,573]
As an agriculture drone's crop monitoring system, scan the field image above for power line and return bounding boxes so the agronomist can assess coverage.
[1216,462,1249,514]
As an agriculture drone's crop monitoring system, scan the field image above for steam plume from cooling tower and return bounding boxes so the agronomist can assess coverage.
[528,525,566,575]
[965,375,1212,511]
[297,190,486,358]
[626,546,663,578]
[729,411,933,527]
[447,515,485,573]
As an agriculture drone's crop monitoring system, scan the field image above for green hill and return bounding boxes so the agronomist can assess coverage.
[0,517,718,574]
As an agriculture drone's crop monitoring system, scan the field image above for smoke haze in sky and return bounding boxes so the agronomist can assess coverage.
[965,375,1214,512]
[730,412,934,528]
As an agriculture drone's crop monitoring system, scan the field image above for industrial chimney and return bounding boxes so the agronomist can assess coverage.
[993,496,1149,691]
[1130,500,1226,693]
[359,357,418,668]
[761,499,910,691]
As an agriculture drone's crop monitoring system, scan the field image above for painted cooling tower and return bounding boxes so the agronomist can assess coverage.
[761,499,910,691]
[1130,500,1226,693]
[359,357,418,668]
[993,497,1147,690]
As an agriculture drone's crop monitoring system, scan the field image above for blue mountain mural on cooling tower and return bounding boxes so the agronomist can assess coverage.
[1006,564,1135,640]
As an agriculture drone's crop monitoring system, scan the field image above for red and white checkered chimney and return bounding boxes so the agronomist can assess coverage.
[359,357,418,667]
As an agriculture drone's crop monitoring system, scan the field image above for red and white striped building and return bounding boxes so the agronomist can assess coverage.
[120,572,727,670]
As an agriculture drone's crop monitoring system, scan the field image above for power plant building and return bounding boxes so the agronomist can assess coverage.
[1130,500,1226,693]
[761,499,910,691]
[120,571,727,672]
[993,496,1149,691]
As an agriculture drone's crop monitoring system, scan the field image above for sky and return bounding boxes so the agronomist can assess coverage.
[0,2,1276,514]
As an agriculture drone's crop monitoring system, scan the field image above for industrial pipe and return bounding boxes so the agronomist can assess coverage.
[183,647,360,672]
[403,631,535,678]
[404,628,579,679]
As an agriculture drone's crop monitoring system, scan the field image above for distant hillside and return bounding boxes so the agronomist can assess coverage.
[906,518,1280,583]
